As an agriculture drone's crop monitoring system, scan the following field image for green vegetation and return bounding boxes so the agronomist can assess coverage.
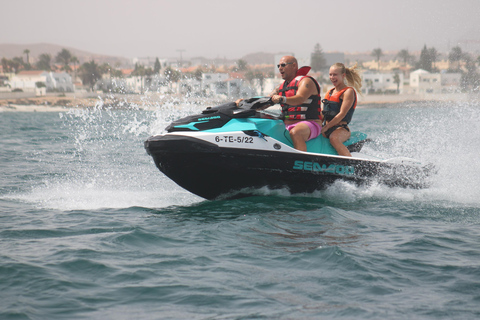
[396,49,412,66]
[154,58,162,74]
[371,48,383,70]
[164,66,181,83]
[55,49,73,72]
[236,59,248,72]
[393,73,401,93]
[311,43,326,72]
[36,53,52,71]
[78,60,101,91]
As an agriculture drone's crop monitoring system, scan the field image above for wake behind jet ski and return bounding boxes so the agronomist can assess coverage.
[144,97,433,200]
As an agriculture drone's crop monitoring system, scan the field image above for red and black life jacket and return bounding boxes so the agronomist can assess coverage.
[279,66,322,121]
[322,87,357,124]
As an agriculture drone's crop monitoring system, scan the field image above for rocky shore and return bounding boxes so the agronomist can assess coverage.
[0,96,98,111]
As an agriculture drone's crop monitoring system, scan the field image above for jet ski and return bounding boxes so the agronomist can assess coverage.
[144,97,433,200]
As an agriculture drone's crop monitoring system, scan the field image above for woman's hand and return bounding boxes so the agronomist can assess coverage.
[321,125,328,137]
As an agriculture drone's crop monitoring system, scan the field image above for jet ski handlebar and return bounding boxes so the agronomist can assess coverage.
[199,97,276,119]
[238,97,274,110]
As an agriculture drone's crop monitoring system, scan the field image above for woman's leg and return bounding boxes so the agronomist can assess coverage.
[329,127,352,156]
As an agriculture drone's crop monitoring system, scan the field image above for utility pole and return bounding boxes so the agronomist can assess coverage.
[177,49,185,67]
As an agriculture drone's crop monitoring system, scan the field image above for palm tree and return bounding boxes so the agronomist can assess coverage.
[164,66,182,93]
[36,53,52,71]
[371,48,383,71]
[11,57,25,73]
[23,49,30,66]
[164,66,181,82]
[56,49,73,72]
[396,49,411,67]
[1,58,9,73]
[154,57,162,74]
[79,60,101,91]
[70,56,79,83]
[429,47,439,71]
[459,53,480,91]
[418,45,433,72]
[236,59,248,72]
[255,71,265,94]
[393,73,401,93]
[448,46,464,71]
[193,67,203,81]
[132,63,147,93]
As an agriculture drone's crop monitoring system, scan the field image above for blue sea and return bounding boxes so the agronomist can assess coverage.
[1,98,480,319]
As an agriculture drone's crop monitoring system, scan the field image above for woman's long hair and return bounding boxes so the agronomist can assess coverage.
[332,62,362,94]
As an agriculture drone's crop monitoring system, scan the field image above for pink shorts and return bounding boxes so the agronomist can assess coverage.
[285,121,322,141]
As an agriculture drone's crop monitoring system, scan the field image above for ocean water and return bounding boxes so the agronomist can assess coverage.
[1,98,480,319]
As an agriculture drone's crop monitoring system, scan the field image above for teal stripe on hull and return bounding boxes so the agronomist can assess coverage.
[203,118,367,155]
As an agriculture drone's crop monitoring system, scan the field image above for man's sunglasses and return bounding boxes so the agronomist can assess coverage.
[277,62,294,68]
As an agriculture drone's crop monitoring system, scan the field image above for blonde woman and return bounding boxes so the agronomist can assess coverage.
[321,63,362,157]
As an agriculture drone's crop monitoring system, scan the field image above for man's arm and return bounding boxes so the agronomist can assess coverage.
[269,86,280,97]
[271,78,317,105]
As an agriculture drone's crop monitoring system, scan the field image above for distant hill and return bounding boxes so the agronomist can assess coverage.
[1,43,402,69]
[0,43,132,66]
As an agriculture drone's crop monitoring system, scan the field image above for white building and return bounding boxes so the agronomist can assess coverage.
[179,78,202,95]
[362,71,404,94]
[49,72,74,92]
[409,69,441,94]
[201,73,230,96]
[120,75,170,94]
[9,70,74,93]
[440,72,462,93]
[202,73,230,86]
[9,70,45,92]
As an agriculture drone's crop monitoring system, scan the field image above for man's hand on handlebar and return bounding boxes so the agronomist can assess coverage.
[271,95,286,104]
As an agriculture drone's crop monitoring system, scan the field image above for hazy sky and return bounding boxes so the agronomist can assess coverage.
[2,0,480,59]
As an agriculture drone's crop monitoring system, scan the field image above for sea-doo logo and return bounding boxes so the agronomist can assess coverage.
[198,116,221,121]
[293,160,355,176]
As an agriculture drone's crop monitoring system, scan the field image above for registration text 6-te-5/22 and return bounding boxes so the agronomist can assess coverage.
[215,136,254,143]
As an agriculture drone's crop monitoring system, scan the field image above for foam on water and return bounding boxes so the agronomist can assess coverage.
[15,179,195,211]
[7,97,206,211]
[358,100,480,206]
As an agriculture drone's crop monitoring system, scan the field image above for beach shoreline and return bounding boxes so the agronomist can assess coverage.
[1,92,478,112]
[0,93,221,112]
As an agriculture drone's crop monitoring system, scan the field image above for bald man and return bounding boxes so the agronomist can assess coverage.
[270,56,323,151]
